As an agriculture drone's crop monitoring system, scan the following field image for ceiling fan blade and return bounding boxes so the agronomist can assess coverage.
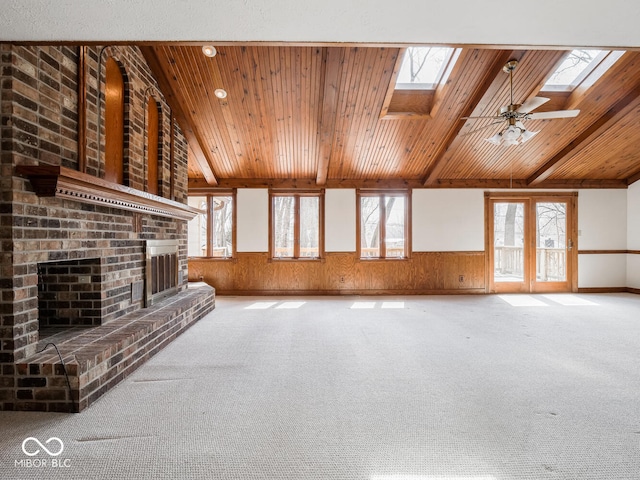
[517,96,550,113]
[528,109,580,120]
[460,120,505,137]
[460,116,502,120]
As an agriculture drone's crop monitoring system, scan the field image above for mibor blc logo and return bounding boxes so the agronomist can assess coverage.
[15,437,71,468]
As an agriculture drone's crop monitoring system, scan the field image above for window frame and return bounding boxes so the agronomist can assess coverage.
[269,190,325,261]
[394,46,457,91]
[187,189,237,260]
[356,189,412,260]
[541,49,613,92]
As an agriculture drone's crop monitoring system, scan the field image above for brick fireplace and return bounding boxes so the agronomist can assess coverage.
[0,44,215,412]
[2,167,215,412]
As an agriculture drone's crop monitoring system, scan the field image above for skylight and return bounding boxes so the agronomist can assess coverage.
[542,49,606,90]
[395,46,455,90]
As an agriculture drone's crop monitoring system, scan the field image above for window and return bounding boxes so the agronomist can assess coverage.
[382,46,459,118]
[358,191,410,259]
[395,46,455,90]
[270,191,324,259]
[187,193,235,258]
[104,57,125,184]
[542,49,608,91]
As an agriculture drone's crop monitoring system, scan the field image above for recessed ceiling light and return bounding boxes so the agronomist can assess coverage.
[202,45,217,57]
[214,88,227,99]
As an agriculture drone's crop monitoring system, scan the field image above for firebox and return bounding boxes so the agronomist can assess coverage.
[37,258,103,330]
[146,240,180,306]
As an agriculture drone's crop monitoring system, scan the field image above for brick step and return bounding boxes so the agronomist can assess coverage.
[15,283,215,412]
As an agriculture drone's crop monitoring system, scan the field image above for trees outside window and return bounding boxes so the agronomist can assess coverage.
[187,193,235,258]
[395,47,455,89]
[358,191,410,259]
[271,192,323,259]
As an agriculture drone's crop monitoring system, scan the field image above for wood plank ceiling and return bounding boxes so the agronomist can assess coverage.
[140,45,640,190]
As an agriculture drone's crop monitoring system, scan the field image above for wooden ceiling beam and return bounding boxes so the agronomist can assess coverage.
[539,179,628,188]
[422,50,519,186]
[626,168,640,185]
[188,176,628,190]
[565,51,627,111]
[196,177,418,189]
[140,46,218,186]
[378,48,406,119]
[316,48,344,185]
[433,178,628,188]
[429,48,462,118]
[527,81,640,186]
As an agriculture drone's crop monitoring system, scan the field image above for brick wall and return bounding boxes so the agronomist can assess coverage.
[0,44,192,410]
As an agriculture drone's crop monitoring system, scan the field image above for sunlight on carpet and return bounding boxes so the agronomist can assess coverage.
[381,301,405,309]
[245,301,279,309]
[351,301,376,309]
[498,294,548,307]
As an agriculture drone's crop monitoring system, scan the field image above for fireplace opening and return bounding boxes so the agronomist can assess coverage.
[37,258,103,338]
[146,240,180,306]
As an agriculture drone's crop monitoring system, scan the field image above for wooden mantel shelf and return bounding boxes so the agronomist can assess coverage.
[16,165,202,221]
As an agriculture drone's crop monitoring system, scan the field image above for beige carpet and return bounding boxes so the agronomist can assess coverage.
[1,293,639,479]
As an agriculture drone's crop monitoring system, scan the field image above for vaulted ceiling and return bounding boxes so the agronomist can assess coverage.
[140,45,640,190]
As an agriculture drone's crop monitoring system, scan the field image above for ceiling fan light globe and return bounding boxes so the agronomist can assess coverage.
[485,133,503,145]
[502,126,521,142]
[520,129,539,143]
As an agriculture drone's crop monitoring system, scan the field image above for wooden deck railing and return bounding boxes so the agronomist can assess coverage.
[494,246,566,281]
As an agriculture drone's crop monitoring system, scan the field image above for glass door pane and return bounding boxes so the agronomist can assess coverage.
[535,202,567,282]
[493,202,525,283]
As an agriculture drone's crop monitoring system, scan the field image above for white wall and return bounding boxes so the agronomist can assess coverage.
[2,1,640,48]
[578,189,627,250]
[628,182,640,249]
[627,182,640,288]
[578,255,628,289]
[577,189,627,288]
[325,189,356,252]
[412,189,484,251]
[236,189,268,252]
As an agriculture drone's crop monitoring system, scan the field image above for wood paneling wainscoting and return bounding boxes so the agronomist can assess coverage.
[189,252,485,295]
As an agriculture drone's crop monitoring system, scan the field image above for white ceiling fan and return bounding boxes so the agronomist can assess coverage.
[463,59,580,146]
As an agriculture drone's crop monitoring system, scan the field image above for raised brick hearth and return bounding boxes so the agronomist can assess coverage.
[14,283,214,412]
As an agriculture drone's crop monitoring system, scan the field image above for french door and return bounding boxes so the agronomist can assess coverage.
[486,193,577,293]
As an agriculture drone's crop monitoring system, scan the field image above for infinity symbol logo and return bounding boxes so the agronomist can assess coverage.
[21,437,64,457]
